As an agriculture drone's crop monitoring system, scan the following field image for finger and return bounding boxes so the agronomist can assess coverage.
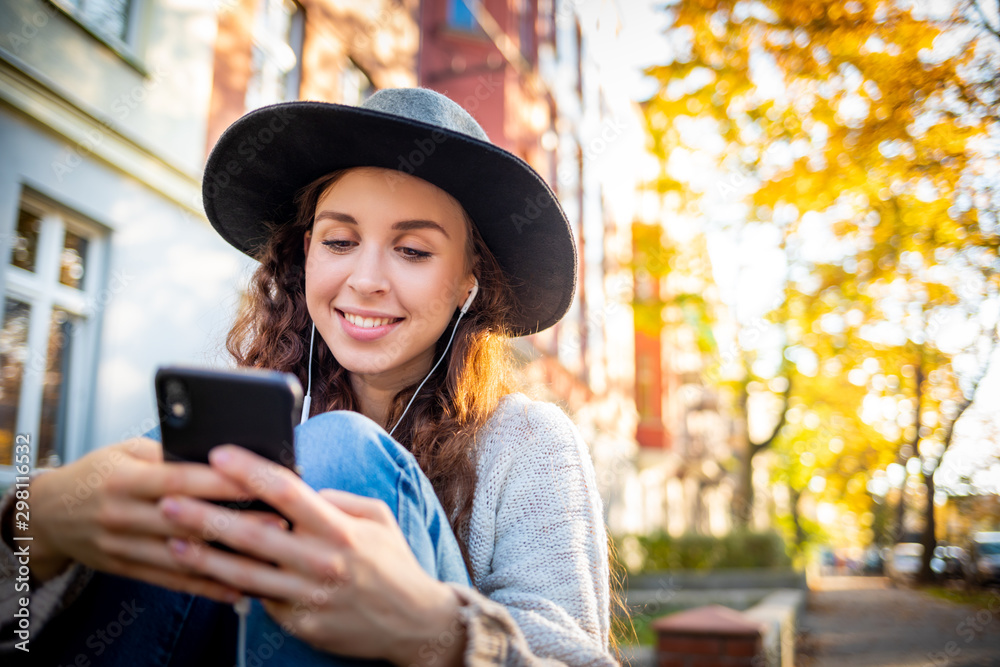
[123,437,163,463]
[98,531,211,576]
[208,446,351,537]
[167,537,315,601]
[94,498,224,541]
[160,497,349,587]
[243,510,290,530]
[128,461,249,501]
[317,489,395,525]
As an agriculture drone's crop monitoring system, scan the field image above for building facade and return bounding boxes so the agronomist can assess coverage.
[0,0,648,541]
[0,0,237,484]
[0,0,418,484]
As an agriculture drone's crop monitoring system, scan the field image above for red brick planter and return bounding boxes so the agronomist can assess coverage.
[651,604,765,667]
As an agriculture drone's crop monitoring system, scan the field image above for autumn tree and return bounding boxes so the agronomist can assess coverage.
[641,0,1000,570]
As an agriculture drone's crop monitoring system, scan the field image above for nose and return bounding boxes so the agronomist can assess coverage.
[346,245,390,297]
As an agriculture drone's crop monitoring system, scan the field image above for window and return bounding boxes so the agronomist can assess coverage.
[519,0,535,63]
[636,354,656,420]
[0,192,106,477]
[340,59,375,106]
[447,0,478,32]
[245,0,305,111]
[56,0,138,45]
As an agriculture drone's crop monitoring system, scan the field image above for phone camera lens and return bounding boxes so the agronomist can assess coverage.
[162,378,191,428]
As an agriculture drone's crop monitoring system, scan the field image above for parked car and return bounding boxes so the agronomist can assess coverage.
[931,545,968,580]
[861,547,885,575]
[967,532,1000,587]
[887,542,923,583]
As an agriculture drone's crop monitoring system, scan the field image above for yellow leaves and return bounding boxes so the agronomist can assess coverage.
[645,3,1000,520]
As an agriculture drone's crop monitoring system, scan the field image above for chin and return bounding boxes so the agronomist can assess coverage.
[332,354,395,377]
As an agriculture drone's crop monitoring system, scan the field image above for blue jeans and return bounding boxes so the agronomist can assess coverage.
[15,411,471,666]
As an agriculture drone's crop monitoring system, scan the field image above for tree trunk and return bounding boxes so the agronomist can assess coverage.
[789,485,806,554]
[914,328,995,580]
[917,467,937,583]
[733,382,753,529]
[732,364,791,530]
[896,356,923,544]
[894,481,907,543]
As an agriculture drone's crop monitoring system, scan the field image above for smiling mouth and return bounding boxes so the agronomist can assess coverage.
[336,310,404,329]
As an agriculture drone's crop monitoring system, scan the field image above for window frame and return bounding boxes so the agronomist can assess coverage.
[0,189,108,485]
[244,0,305,111]
[49,0,147,74]
[446,0,481,34]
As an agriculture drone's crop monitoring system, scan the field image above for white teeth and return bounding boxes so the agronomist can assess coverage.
[343,312,398,328]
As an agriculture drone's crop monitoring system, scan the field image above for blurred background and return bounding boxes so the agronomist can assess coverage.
[1,0,998,663]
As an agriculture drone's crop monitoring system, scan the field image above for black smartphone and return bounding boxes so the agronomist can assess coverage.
[155,365,303,520]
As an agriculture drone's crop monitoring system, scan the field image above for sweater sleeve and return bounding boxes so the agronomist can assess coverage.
[457,399,619,666]
[0,480,95,652]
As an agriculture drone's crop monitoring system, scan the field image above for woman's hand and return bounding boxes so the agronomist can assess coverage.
[160,445,468,666]
[26,437,260,603]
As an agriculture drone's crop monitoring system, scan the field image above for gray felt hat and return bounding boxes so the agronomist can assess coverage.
[202,87,577,337]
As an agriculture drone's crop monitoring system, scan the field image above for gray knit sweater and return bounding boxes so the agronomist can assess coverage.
[0,392,619,665]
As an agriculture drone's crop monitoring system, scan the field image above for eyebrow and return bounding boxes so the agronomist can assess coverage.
[314,210,451,240]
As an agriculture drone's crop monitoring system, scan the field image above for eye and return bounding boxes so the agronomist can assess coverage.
[399,247,432,260]
[321,240,354,252]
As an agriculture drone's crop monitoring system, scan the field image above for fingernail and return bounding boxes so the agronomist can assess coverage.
[210,446,233,465]
[161,498,180,518]
[168,538,189,555]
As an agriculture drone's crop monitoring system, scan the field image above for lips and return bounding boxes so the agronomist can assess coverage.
[336,309,404,342]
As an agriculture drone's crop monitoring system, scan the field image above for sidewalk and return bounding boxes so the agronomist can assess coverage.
[797,577,1000,666]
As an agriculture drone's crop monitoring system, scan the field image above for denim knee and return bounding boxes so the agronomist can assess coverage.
[293,410,423,501]
[292,410,469,586]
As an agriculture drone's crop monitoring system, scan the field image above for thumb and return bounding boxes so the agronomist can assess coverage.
[124,437,163,463]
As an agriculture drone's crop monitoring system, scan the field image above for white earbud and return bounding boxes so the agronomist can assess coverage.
[388,276,480,438]
[461,277,479,314]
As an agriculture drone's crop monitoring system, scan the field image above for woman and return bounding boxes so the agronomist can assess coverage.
[0,88,616,666]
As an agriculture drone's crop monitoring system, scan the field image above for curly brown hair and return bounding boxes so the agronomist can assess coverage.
[225,169,521,571]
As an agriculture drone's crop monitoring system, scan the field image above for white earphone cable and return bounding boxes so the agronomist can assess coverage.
[300,322,315,424]
[390,278,477,438]
[234,596,250,667]
[388,309,465,439]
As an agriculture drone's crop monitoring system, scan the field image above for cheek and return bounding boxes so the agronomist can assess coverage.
[400,270,461,320]
[304,258,346,302]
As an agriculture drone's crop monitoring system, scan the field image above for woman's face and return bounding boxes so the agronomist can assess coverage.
[303,167,475,387]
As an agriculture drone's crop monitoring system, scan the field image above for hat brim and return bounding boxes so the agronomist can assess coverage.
[202,101,577,337]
